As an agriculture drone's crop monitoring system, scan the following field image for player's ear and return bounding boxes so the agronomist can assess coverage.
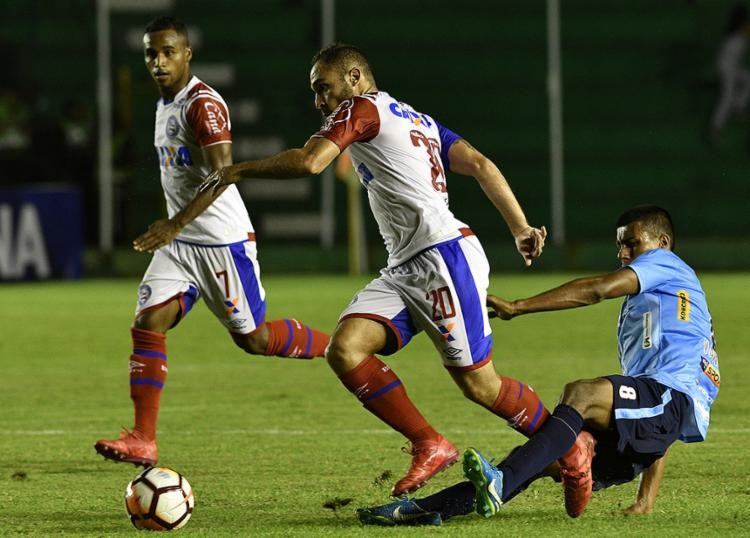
[658,233,671,250]
[185,47,193,63]
[348,67,361,87]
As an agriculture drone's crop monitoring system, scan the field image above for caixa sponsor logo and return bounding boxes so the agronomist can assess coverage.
[0,203,50,279]
[388,102,433,128]
[157,146,193,167]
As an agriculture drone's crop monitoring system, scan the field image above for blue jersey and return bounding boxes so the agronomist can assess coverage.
[617,248,719,442]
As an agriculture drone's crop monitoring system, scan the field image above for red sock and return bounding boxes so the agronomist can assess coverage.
[490,375,550,437]
[339,355,437,443]
[129,328,167,441]
[264,318,330,359]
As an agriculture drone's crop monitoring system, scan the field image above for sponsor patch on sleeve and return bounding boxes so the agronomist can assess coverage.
[677,290,690,322]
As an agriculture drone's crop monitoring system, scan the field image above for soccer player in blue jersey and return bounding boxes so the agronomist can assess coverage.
[358,205,720,525]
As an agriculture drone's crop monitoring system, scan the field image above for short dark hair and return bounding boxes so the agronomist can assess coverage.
[312,43,375,82]
[616,205,675,248]
[144,16,189,44]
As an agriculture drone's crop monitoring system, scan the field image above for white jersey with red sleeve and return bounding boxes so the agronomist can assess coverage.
[312,91,467,267]
[153,76,253,245]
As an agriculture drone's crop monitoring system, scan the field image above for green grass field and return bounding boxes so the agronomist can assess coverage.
[1,274,748,536]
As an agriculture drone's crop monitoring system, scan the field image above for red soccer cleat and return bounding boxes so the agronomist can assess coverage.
[558,430,596,518]
[391,436,459,497]
[94,428,158,467]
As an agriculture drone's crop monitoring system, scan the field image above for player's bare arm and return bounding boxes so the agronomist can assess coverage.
[133,142,233,253]
[447,139,546,266]
[624,450,669,515]
[487,267,640,319]
[201,136,340,193]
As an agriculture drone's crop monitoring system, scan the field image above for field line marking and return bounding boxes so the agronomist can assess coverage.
[5,427,750,436]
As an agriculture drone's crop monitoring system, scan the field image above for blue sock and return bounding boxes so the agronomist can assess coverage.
[498,404,583,502]
[414,481,475,519]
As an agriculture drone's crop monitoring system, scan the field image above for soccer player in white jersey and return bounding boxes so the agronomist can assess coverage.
[94,17,330,467]
[201,43,569,496]
[358,205,720,525]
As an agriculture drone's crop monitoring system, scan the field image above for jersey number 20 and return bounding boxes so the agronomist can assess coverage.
[410,130,447,192]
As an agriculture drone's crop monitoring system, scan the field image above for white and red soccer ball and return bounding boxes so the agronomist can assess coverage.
[125,467,194,531]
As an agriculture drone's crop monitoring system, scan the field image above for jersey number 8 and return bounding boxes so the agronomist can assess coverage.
[619,385,637,400]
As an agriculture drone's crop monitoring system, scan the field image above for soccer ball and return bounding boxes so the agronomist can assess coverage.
[125,467,194,531]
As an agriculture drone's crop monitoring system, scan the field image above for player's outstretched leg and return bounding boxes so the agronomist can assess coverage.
[490,375,550,437]
[356,499,442,526]
[463,447,504,518]
[558,430,596,518]
[337,354,458,496]
[95,327,163,466]
[263,318,330,359]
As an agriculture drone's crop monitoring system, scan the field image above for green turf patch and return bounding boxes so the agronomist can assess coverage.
[0,274,748,536]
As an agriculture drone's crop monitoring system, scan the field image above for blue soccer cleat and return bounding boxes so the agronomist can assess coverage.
[356,498,442,526]
[463,447,503,518]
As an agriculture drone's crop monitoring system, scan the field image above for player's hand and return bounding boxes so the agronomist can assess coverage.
[133,218,182,253]
[199,165,240,194]
[514,225,547,267]
[487,294,517,320]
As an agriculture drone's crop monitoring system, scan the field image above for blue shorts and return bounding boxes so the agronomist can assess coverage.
[591,375,691,491]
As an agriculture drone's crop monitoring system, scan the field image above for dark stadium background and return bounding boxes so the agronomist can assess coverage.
[2,0,748,278]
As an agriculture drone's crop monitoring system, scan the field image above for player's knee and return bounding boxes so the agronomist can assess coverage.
[133,314,169,333]
[461,386,486,405]
[324,337,349,365]
[561,378,607,418]
[450,365,501,407]
[325,334,365,374]
[561,380,587,409]
[133,316,149,331]
[133,299,180,333]
[458,380,495,407]
[233,331,267,356]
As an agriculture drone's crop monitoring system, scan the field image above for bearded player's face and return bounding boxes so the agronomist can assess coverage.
[310,62,355,116]
[143,29,192,99]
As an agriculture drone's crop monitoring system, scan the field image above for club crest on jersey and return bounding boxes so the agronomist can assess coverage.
[166,115,180,138]
[138,284,152,306]
[389,102,432,128]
